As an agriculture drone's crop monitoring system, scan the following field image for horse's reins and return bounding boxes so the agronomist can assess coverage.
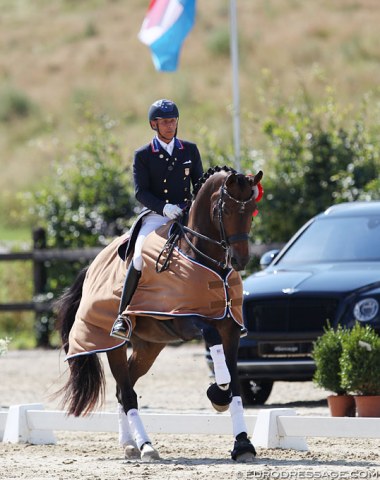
[156,180,255,272]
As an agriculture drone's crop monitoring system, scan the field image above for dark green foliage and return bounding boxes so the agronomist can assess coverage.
[250,92,380,243]
[0,85,36,122]
[27,113,136,344]
[312,324,349,394]
[31,115,135,249]
[340,323,380,395]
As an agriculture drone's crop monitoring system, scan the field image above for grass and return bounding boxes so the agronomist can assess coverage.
[0,225,31,244]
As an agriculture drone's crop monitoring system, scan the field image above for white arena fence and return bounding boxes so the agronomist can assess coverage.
[1,405,380,451]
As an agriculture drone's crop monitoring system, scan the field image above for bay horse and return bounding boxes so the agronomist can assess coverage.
[55,166,263,462]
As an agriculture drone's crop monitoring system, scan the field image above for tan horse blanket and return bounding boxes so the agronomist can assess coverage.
[67,223,243,359]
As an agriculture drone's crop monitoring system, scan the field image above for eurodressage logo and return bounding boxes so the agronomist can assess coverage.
[244,471,380,479]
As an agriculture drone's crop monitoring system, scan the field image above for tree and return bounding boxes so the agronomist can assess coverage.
[27,111,136,345]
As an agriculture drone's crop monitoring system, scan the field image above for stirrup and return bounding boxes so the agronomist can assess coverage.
[110,314,132,340]
[240,326,248,338]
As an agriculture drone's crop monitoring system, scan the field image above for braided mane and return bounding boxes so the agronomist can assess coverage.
[191,165,236,201]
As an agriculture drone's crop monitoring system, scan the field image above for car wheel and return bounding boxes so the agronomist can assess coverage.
[239,379,273,406]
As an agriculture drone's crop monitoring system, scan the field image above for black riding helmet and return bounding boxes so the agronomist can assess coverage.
[148,99,179,122]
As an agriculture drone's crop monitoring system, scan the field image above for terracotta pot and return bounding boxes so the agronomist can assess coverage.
[327,394,356,417]
[354,395,380,417]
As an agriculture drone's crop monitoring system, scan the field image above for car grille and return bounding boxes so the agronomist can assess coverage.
[244,297,339,333]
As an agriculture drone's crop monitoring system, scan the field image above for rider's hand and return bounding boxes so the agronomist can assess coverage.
[163,203,183,220]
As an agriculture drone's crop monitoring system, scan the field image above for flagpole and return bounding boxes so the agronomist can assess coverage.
[229,0,240,171]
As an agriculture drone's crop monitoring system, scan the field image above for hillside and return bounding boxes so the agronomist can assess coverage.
[1,0,380,229]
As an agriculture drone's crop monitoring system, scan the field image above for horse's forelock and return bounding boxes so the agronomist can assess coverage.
[236,173,248,189]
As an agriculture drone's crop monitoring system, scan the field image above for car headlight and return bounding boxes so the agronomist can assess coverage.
[353,298,379,322]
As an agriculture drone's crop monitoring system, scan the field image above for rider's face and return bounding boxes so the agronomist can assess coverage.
[151,117,178,142]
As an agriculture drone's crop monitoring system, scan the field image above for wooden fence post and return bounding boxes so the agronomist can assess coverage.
[32,228,49,348]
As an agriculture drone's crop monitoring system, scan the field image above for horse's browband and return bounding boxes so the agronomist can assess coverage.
[221,184,255,213]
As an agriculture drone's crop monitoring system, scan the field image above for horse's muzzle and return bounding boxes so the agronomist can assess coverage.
[231,254,250,271]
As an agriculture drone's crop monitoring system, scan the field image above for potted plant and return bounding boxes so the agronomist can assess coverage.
[312,325,355,416]
[340,323,380,417]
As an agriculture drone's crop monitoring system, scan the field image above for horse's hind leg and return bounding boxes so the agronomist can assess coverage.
[107,341,165,461]
[117,403,139,459]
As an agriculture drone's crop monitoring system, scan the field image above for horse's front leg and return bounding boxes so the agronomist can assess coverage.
[205,321,256,462]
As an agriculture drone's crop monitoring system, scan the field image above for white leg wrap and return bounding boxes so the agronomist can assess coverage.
[117,404,135,446]
[209,344,231,385]
[127,408,151,449]
[229,396,247,438]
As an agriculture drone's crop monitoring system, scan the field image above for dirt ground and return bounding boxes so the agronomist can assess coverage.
[1,343,379,480]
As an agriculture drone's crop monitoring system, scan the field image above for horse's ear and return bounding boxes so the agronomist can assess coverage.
[225,172,237,187]
[247,170,263,187]
[247,171,264,203]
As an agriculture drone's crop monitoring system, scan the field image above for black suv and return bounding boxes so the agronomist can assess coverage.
[208,202,380,405]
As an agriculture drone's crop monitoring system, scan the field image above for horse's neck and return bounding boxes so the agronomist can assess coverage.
[181,179,226,272]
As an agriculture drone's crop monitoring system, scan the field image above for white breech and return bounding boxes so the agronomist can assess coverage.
[133,213,168,271]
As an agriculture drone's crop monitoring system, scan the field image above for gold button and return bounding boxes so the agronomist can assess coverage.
[184,198,188,201]
[164,189,168,193]
[165,199,169,203]
[164,179,167,183]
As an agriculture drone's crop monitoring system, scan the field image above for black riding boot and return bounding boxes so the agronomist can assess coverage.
[110,263,141,340]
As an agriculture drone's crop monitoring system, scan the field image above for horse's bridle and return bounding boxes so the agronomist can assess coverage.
[156,179,255,272]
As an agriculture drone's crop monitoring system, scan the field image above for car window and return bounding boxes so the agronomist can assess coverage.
[277,216,380,264]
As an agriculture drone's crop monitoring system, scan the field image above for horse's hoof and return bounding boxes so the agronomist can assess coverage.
[124,443,140,460]
[211,402,230,413]
[234,451,256,463]
[231,432,256,462]
[140,442,160,461]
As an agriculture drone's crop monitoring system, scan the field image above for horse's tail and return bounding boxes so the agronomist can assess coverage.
[54,267,105,416]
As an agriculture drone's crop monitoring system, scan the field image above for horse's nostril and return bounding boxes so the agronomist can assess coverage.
[231,258,243,271]
[231,256,249,271]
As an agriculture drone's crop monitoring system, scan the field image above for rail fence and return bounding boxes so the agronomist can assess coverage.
[0,228,102,346]
[1,404,379,450]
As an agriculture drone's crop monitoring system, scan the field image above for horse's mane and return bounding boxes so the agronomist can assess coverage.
[191,165,236,202]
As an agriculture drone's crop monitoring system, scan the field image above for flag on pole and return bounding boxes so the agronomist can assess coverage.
[138,0,196,72]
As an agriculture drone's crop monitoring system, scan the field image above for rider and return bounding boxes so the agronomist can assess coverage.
[110,99,204,340]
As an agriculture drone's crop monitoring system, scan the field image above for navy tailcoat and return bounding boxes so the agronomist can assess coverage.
[133,137,203,216]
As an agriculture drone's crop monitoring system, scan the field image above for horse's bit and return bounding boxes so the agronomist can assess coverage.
[156,179,255,272]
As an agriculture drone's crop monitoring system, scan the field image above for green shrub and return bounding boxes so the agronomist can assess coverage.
[255,90,380,243]
[312,325,349,394]
[29,112,136,250]
[24,111,136,345]
[0,85,36,122]
[207,28,231,57]
[340,323,380,395]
